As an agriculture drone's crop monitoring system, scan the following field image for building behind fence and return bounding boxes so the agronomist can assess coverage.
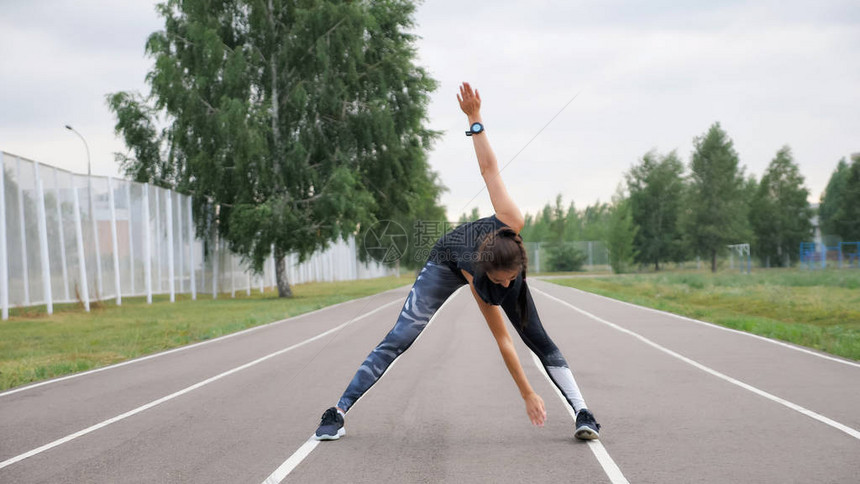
[0,151,395,320]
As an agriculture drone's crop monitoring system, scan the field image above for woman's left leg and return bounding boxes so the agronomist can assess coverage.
[315,262,465,440]
[335,261,466,413]
[499,280,588,415]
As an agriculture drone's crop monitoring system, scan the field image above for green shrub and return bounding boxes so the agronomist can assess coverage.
[546,243,587,272]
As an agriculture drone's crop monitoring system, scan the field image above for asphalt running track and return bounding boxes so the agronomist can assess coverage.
[1,279,858,483]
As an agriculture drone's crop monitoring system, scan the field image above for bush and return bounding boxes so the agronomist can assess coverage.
[546,243,586,272]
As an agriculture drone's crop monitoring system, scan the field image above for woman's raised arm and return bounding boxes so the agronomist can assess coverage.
[457,82,525,232]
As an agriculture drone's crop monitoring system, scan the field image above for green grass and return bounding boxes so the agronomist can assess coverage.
[0,276,410,391]
[548,269,860,361]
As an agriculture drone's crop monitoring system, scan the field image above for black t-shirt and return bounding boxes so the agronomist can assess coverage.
[428,214,522,306]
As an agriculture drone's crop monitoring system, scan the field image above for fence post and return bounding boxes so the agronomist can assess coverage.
[143,183,153,304]
[838,242,843,269]
[88,175,103,298]
[188,197,196,300]
[108,177,122,305]
[351,237,359,280]
[36,175,53,315]
[230,252,235,298]
[15,157,30,306]
[212,235,219,300]
[588,241,593,270]
[126,183,135,296]
[177,194,184,294]
[72,187,90,312]
[166,191,175,303]
[154,187,162,294]
[53,167,70,301]
[0,152,8,320]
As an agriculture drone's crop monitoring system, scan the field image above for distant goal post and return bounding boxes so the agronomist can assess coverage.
[727,243,751,274]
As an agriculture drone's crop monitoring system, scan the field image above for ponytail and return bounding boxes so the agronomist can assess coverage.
[514,234,530,329]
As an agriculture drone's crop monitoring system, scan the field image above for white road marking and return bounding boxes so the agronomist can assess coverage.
[0,286,409,399]
[534,288,860,441]
[530,352,630,484]
[262,437,319,484]
[539,280,860,369]
[261,286,467,484]
[0,298,403,471]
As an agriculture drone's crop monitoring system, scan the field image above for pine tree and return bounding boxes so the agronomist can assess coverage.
[606,189,638,274]
[581,201,611,242]
[626,150,685,270]
[550,194,566,244]
[831,154,860,241]
[521,202,554,242]
[563,201,581,241]
[108,0,442,296]
[819,157,851,238]
[682,122,748,272]
[749,146,813,266]
[456,207,481,226]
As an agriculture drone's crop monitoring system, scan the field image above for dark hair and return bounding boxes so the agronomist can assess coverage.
[476,227,530,328]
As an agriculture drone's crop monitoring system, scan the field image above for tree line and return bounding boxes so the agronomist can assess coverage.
[518,123,860,273]
[111,0,858,294]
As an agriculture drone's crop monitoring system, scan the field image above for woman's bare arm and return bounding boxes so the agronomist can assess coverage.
[457,82,525,233]
[461,270,546,426]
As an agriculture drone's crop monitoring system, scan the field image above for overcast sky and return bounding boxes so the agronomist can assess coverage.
[1,0,858,220]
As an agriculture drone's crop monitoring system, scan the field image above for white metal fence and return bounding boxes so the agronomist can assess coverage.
[524,241,609,272]
[0,151,395,319]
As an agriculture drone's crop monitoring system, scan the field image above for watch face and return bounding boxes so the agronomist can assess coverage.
[471,123,483,132]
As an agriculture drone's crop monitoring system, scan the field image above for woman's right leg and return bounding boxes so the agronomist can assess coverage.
[336,261,465,413]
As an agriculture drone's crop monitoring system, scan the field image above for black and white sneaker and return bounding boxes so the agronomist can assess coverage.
[314,407,345,441]
[574,409,601,440]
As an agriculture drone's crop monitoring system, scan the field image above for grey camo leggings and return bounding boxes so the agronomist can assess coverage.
[336,261,587,414]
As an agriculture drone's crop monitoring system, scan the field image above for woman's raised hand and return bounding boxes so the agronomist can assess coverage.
[457,82,481,117]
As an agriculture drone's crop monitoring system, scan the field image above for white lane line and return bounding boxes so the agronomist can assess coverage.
[0,298,403,471]
[530,352,629,484]
[261,286,467,484]
[263,437,319,484]
[534,288,860,441]
[0,286,409,399]
[537,280,860,369]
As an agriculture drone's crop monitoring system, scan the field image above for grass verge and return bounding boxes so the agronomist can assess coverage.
[547,269,860,361]
[0,276,410,391]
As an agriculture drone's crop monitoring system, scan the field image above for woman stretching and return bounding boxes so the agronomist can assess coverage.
[314,82,601,441]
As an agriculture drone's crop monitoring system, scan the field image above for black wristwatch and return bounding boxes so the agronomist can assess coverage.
[465,122,484,136]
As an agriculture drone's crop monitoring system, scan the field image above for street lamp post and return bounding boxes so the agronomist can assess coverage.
[65,125,103,297]
[64,125,91,178]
